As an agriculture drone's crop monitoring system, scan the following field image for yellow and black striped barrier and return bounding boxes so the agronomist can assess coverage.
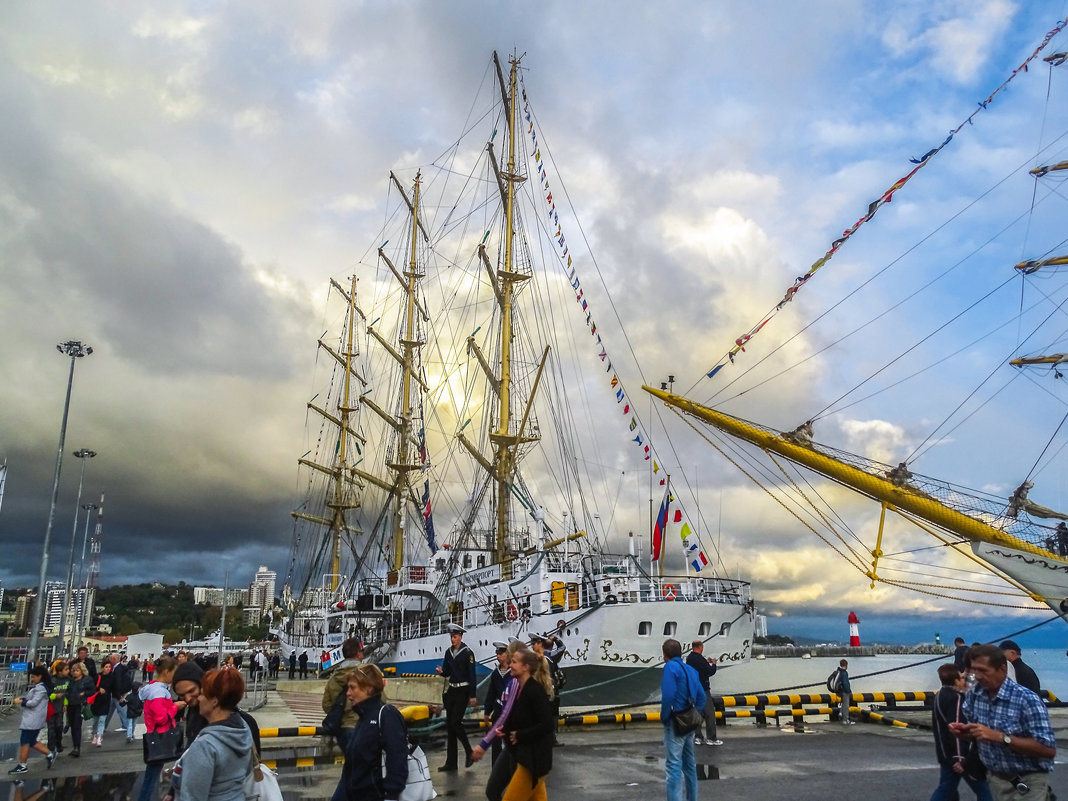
[260,704,431,739]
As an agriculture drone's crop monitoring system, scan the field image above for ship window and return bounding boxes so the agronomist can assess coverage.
[699,622,711,636]
[477,555,486,568]
[463,554,471,568]
[663,622,677,636]
[638,621,652,636]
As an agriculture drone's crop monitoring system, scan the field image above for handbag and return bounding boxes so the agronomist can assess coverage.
[378,705,436,801]
[243,761,284,801]
[670,663,705,736]
[143,724,184,765]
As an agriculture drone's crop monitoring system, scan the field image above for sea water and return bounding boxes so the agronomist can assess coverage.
[715,648,1067,698]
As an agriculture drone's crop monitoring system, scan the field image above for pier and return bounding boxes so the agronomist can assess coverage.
[3,675,1068,800]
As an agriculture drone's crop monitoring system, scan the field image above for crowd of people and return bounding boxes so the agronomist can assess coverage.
[7,631,1059,801]
[9,646,266,801]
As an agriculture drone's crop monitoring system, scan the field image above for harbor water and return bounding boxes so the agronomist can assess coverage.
[716,647,1068,698]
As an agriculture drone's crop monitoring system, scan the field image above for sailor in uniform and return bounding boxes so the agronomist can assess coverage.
[436,623,477,770]
[483,641,511,764]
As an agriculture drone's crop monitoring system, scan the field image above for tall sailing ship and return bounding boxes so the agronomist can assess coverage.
[642,30,1068,623]
[275,53,754,704]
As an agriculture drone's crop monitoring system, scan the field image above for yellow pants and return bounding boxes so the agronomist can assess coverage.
[502,763,548,801]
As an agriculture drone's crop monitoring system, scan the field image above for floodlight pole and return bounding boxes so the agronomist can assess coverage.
[28,340,92,667]
[59,448,95,652]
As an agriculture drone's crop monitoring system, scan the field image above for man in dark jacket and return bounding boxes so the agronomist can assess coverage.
[686,640,722,746]
[999,640,1041,694]
[952,638,969,672]
[76,647,97,679]
[321,638,364,751]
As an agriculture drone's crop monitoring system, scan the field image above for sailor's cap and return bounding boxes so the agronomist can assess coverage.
[446,623,466,635]
[492,641,509,649]
[529,633,547,643]
[507,636,522,644]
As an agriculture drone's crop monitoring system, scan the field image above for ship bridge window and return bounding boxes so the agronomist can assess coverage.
[698,622,711,636]
[663,622,677,636]
[477,555,486,568]
[638,621,652,636]
[463,554,472,569]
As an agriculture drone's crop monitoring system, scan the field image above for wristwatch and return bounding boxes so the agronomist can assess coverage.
[1002,734,1013,746]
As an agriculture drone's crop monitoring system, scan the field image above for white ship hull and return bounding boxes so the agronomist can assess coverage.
[972,541,1068,615]
[277,552,753,706]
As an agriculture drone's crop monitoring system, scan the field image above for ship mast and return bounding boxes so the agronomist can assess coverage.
[386,172,426,571]
[292,275,365,595]
[490,55,538,571]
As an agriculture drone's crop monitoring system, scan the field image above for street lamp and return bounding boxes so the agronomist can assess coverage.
[28,340,93,666]
[74,501,99,651]
[59,448,96,652]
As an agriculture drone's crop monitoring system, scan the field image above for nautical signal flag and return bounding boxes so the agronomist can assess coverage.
[670,503,711,574]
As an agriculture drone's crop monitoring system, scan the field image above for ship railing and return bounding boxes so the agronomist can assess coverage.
[640,577,751,605]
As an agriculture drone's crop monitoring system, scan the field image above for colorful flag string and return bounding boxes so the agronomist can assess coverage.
[703,17,1067,381]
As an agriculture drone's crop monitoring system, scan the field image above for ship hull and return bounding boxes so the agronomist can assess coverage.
[972,541,1068,615]
[278,592,753,706]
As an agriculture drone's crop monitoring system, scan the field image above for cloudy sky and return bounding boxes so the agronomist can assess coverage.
[3,1,1068,643]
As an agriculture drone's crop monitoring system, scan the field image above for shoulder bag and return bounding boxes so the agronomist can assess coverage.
[143,721,184,765]
[378,704,436,801]
[243,748,284,801]
[670,664,704,737]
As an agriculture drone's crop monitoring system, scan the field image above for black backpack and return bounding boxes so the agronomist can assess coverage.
[826,669,842,693]
[124,685,144,718]
[322,688,347,736]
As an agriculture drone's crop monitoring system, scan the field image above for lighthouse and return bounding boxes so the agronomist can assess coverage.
[848,611,861,647]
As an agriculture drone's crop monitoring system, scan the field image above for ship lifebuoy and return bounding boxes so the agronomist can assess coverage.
[506,603,518,621]
[663,583,678,601]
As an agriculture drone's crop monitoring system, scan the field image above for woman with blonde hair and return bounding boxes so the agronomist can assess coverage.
[499,648,555,801]
[332,664,409,801]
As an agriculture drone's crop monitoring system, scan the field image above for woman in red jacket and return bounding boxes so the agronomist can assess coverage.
[137,656,185,801]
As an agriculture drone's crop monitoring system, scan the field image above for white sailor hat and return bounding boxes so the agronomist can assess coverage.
[529,632,546,643]
[446,623,466,635]
[492,641,509,650]
[507,636,522,644]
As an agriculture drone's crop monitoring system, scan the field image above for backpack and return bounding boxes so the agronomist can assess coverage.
[125,685,144,718]
[322,687,348,737]
[826,669,842,694]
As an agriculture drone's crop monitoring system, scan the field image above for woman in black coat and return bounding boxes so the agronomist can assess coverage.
[332,664,409,801]
[500,648,555,801]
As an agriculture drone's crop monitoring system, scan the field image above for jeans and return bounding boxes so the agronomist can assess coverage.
[663,725,698,801]
[929,762,994,801]
[138,761,163,801]
[93,714,108,738]
[106,697,129,731]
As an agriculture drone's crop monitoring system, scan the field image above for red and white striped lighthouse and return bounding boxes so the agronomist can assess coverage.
[848,611,861,647]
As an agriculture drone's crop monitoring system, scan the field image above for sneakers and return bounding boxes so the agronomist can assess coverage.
[709,739,724,746]
[93,734,103,746]
[46,751,57,769]
[694,736,704,745]
[127,736,135,744]
[843,720,856,726]
[7,764,28,775]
